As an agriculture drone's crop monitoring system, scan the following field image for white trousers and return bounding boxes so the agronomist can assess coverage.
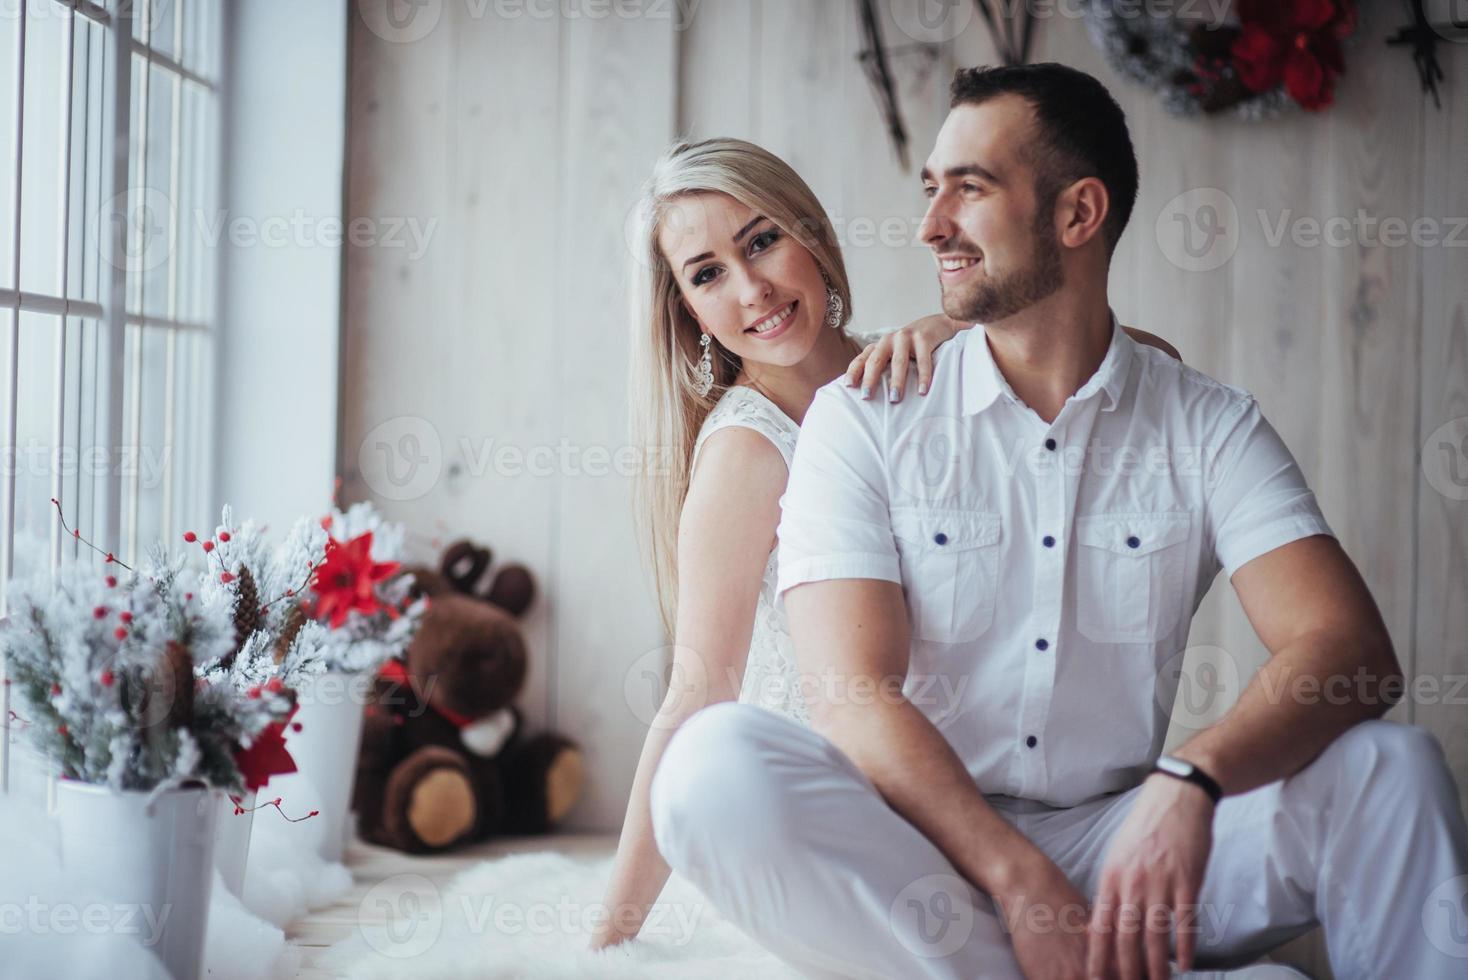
[649,702,1468,979]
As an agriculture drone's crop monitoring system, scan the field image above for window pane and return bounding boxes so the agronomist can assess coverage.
[152,0,177,60]
[119,321,166,562]
[11,311,61,587]
[182,0,220,80]
[0,10,17,290]
[18,0,68,297]
[58,316,105,564]
[66,14,106,303]
[142,61,175,321]
[177,78,213,323]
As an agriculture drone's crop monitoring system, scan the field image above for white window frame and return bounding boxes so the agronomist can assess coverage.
[0,0,223,793]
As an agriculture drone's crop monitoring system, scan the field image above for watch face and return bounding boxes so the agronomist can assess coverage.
[1157,756,1191,777]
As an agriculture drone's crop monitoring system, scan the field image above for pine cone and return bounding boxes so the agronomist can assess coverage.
[233,565,262,654]
[162,640,194,731]
[275,602,306,664]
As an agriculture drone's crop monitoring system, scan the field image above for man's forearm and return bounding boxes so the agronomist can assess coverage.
[814,695,1051,897]
[1170,627,1402,797]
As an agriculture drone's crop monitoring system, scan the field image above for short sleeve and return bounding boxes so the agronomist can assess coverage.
[1207,396,1335,580]
[775,383,902,596]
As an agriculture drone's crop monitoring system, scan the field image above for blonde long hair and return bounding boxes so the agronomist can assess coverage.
[627,137,855,639]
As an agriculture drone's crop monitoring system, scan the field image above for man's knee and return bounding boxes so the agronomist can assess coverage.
[1323,718,1453,799]
[650,702,794,865]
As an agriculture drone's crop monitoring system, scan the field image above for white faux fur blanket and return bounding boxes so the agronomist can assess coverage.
[319,851,803,979]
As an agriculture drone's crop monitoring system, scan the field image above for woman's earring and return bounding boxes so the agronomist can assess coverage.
[824,275,844,329]
[693,332,714,397]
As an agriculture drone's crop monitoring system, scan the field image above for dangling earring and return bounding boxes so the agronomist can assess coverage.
[693,332,714,397]
[823,273,844,329]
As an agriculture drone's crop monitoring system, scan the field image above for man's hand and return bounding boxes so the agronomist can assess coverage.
[994,856,1094,980]
[1087,774,1216,980]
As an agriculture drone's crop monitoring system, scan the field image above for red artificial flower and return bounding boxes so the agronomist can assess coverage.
[309,530,401,629]
[1231,0,1354,110]
[233,705,300,792]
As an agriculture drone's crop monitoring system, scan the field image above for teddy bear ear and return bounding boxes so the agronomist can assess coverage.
[440,539,494,594]
[481,563,535,617]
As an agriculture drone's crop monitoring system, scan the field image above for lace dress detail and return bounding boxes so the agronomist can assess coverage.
[688,332,884,728]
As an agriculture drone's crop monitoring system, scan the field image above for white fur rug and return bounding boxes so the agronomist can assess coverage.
[320,852,801,979]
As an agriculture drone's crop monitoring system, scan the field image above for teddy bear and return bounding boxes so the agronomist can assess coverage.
[351,539,585,853]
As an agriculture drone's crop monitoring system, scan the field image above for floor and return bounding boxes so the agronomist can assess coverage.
[288,831,619,977]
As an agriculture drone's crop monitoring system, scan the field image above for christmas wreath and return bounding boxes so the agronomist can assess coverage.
[1084,0,1358,119]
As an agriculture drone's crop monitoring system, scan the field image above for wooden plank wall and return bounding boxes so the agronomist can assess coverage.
[341,12,1466,951]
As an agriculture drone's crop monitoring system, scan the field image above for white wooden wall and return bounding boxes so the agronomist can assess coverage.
[342,11,1466,969]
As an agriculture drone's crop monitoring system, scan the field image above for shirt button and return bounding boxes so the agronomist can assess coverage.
[1026,735,1038,748]
[1042,535,1055,548]
[1035,638,1048,651]
[1044,438,1057,451]
[934,532,948,545]
[1127,535,1141,549]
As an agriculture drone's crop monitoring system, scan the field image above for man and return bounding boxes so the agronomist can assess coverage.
[650,63,1468,980]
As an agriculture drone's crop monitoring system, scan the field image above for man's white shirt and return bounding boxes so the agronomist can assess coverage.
[775,313,1335,807]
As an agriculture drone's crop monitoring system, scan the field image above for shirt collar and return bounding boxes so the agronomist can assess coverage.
[961,308,1133,417]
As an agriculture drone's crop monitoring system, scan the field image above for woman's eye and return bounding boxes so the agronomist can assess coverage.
[750,229,780,253]
[691,266,718,286]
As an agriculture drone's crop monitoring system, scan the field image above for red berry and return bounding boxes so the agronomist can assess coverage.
[183,531,197,543]
[265,677,284,693]
[247,685,261,699]
[105,576,117,588]
[57,724,68,736]
[291,722,302,732]
[105,553,114,563]
[185,592,193,601]
[93,606,107,619]
[307,809,319,817]
[72,529,80,538]
[114,627,127,640]
[220,571,235,584]
[219,531,231,542]
[202,541,215,553]
[119,611,133,624]
[100,670,115,687]
[50,682,61,696]
[273,797,282,806]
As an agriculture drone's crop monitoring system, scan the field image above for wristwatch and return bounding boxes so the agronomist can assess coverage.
[1149,755,1222,804]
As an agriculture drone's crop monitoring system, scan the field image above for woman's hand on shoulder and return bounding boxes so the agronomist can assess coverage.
[842,314,970,403]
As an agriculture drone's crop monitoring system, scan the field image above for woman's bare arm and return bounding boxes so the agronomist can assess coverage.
[590,426,786,950]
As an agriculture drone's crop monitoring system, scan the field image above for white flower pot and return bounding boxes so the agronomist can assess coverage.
[214,790,256,897]
[276,669,370,862]
[53,780,220,980]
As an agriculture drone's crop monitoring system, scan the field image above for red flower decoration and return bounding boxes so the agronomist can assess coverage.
[309,530,401,629]
[1231,0,1354,111]
[233,706,300,793]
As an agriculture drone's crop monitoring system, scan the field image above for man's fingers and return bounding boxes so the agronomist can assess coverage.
[1115,890,1143,980]
[1173,884,1197,973]
[1086,884,1115,980]
[1144,883,1172,980]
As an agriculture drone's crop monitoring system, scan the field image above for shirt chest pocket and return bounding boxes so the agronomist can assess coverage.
[890,507,1002,644]
[1074,512,1192,643]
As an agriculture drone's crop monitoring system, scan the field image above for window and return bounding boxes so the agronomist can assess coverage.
[0,0,222,613]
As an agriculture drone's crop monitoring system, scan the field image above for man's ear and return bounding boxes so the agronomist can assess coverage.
[1057,176,1109,250]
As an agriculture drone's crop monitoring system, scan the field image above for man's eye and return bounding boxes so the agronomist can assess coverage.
[963,183,982,194]
[922,185,937,198]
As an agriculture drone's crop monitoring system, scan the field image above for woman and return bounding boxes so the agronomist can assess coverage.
[593,137,1178,951]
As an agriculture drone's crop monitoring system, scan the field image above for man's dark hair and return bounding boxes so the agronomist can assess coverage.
[949,63,1138,258]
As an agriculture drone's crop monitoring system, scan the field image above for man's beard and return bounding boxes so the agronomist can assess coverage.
[941,212,1063,324]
